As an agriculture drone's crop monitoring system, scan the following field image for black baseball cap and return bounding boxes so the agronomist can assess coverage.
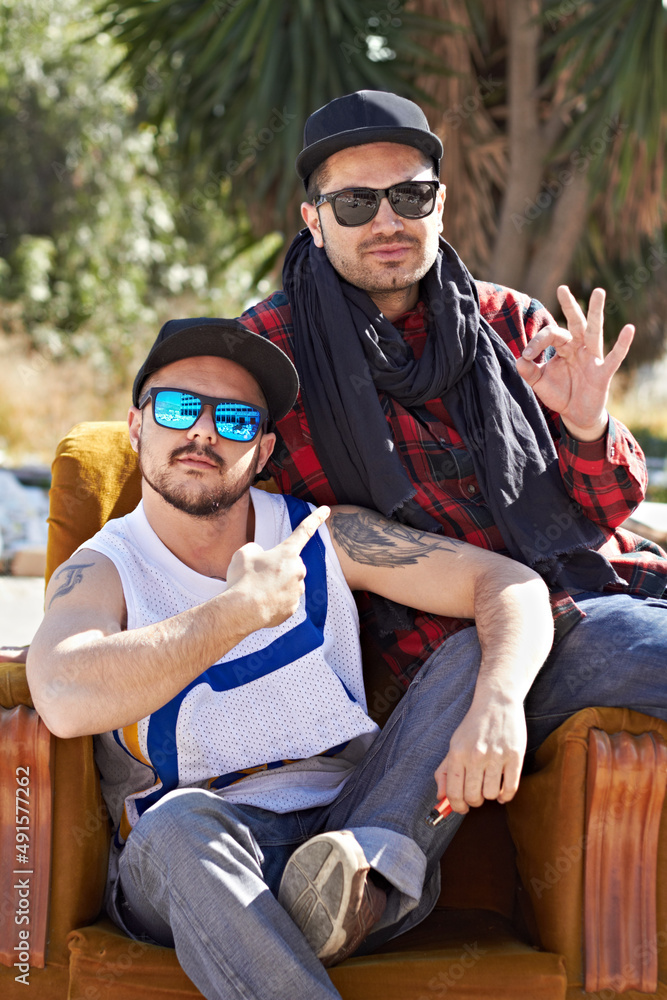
[296,90,443,185]
[132,318,299,422]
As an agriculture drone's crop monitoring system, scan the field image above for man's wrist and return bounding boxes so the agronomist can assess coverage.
[561,411,609,443]
[470,676,526,708]
[215,587,267,644]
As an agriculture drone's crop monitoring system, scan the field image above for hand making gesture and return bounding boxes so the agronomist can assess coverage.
[227,506,331,629]
[516,285,635,442]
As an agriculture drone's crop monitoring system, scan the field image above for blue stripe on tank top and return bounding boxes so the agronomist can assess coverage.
[138,495,329,817]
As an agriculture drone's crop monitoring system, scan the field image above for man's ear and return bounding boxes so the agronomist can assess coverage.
[301,202,324,248]
[128,406,142,454]
[437,183,446,232]
[256,431,276,474]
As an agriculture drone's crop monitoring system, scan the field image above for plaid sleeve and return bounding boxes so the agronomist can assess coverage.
[558,416,648,527]
[479,282,647,528]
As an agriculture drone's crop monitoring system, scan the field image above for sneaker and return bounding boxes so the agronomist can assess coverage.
[278,830,387,967]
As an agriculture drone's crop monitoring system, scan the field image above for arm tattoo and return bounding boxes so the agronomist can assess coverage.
[48,562,95,608]
[330,510,461,567]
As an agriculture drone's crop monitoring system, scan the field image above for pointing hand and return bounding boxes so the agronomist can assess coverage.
[226,506,331,628]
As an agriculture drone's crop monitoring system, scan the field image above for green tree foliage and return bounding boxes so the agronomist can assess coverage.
[415,0,666,362]
[495,1,665,303]
[2,0,664,369]
[97,0,666,365]
[98,0,451,234]
[0,0,278,370]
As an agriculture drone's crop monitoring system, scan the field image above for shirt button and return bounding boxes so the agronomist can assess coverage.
[467,484,476,494]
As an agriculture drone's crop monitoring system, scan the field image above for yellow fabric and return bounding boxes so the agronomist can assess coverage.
[67,913,568,1000]
[121,722,151,769]
[0,661,33,709]
[46,421,142,585]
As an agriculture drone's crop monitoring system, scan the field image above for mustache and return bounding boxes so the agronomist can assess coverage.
[358,233,420,251]
[169,443,224,469]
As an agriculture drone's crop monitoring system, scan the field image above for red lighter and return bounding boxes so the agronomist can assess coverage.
[425,796,453,827]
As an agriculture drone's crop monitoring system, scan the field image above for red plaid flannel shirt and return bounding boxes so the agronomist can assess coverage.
[241,283,667,687]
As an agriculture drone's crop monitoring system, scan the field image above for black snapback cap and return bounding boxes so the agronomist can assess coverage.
[132,318,299,422]
[296,90,443,185]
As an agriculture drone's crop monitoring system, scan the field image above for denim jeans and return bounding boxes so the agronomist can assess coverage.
[524,591,667,756]
[116,591,667,1000]
[116,628,482,1000]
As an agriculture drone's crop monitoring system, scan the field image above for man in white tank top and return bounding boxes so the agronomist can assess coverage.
[28,319,554,999]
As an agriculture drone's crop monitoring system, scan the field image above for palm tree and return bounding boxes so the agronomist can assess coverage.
[417,0,665,320]
[99,0,666,358]
[98,0,448,236]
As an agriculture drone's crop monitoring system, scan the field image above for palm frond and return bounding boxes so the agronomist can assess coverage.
[95,0,456,235]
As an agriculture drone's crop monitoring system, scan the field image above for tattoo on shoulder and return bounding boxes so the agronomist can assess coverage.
[48,562,95,608]
[329,510,461,567]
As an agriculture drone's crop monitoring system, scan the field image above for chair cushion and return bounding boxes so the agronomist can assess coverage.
[0,964,69,1000]
[0,707,53,969]
[0,661,33,709]
[68,912,567,1000]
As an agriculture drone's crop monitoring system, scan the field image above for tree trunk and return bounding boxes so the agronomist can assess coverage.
[490,0,545,288]
[524,170,590,312]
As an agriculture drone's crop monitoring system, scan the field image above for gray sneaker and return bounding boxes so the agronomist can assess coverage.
[278,830,387,967]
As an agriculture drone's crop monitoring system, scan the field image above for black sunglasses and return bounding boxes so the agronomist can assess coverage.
[313,180,439,227]
[138,387,269,442]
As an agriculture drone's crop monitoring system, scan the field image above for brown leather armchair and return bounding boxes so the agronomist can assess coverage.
[2,421,667,1000]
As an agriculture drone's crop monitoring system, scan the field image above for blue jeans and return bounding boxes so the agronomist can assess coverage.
[115,628,481,1000]
[524,591,667,755]
[116,592,667,1000]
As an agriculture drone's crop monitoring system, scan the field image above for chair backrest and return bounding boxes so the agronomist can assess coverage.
[46,422,141,585]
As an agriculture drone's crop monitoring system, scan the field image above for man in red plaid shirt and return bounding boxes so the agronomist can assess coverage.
[241,91,667,818]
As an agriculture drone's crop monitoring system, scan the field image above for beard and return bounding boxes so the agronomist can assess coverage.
[139,439,261,518]
[321,231,437,296]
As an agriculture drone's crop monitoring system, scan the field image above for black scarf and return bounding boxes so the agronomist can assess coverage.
[282,229,622,597]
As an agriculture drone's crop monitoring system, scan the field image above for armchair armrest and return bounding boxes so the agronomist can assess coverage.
[584,728,667,992]
[0,662,110,976]
[0,704,53,970]
[506,707,667,991]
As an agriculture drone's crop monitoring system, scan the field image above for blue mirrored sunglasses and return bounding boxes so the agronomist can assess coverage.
[138,387,269,442]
